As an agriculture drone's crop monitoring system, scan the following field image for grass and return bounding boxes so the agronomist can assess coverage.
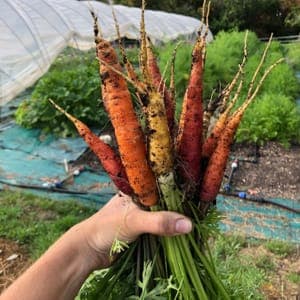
[264,239,297,258]
[287,272,300,284]
[0,190,98,259]
[213,235,266,299]
[255,254,276,272]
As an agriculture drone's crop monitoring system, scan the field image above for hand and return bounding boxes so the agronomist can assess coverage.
[0,193,192,300]
[69,192,193,269]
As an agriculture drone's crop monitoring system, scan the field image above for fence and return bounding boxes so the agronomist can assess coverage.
[260,34,300,44]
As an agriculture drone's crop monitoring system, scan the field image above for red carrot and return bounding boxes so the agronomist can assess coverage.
[49,99,133,195]
[175,38,205,185]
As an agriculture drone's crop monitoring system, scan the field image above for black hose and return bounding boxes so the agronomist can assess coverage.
[220,191,300,214]
[0,179,114,198]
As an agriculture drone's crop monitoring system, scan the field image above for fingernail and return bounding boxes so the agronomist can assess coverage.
[175,218,192,234]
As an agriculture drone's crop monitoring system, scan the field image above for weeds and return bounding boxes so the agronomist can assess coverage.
[264,239,296,258]
[287,272,300,284]
[255,254,276,272]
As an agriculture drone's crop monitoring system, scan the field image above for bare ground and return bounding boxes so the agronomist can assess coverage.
[0,239,31,292]
[227,142,300,201]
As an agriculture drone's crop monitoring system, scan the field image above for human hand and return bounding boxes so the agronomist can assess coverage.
[0,193,192,300]
[69,192,192,269]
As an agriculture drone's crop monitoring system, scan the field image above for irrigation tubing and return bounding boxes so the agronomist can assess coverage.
[220,191,300,214]
[221,151,300,214]
[0,179,114,198]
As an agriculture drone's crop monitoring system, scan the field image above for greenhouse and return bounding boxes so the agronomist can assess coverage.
[0,0,212,105]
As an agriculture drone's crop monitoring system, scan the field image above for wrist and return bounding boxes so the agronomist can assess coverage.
[67,219,110,272]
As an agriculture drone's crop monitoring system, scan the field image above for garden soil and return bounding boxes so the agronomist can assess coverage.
[0,238,31,292]
[228,142,300,201]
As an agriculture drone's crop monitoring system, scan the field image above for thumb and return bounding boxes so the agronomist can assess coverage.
[128,210,193,237]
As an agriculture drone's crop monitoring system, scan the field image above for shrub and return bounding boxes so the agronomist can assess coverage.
[236,93,300,146]
[15,49,108,137]
[158,31,300,146]
[284,43,300,70]
[204,31,260,100]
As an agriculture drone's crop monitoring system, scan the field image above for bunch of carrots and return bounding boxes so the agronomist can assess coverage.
[50,1,283,298]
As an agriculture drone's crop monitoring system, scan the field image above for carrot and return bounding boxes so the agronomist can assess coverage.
[202,31,248,158]
[202,78,244,159]
[200,57,284,203]
[136,2,173,176]
[146,38,175,136]
[200,113,241,202]
[94,34,158,207]
[49,99,133,195]
[146,90,173,176]
[175,36,205,184]
[111,6,147,106]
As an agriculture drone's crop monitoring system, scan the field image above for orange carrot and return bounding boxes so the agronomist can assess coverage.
[49,99,133,195]
[200,113,241,202]
[175,37,205,185]
[200,57,284,203]
[95,37,158,207]
[202,31,248,159]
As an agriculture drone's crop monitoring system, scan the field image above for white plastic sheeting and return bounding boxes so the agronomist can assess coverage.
[0,0,213,106]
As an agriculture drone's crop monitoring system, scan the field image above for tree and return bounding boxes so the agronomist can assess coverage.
[97,0,300,36]
[209,0,300,36]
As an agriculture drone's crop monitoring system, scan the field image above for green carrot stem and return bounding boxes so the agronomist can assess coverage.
[100,243,137,298]
[177,235,208,300]
[188,235,230,299]
[162,237,194,299]
[158,173,209,299]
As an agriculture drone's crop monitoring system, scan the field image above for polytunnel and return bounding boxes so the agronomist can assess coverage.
[0,0,213,105]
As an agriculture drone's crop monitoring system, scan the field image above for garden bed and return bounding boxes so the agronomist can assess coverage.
[228,141,300,201]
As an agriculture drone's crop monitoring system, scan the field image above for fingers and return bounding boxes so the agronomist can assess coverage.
[126,210,192,237]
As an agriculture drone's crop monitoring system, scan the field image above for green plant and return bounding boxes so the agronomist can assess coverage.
[255,255,276,272]
[15,49,108,137]
[236,93,300,146]
[212,235,266,299]
[204,31,260,100]
[264,240,296,257]
[287,272,300,284]
[284,43,300,70]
